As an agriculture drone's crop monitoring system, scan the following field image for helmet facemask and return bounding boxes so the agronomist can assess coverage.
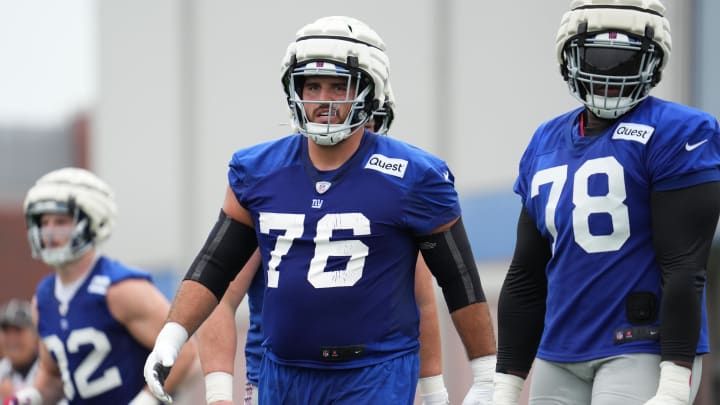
[25,199,95,267]
[563,30,663,119]
[287,61,374,145]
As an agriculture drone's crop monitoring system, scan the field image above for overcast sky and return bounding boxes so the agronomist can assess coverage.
[0,0,95,126]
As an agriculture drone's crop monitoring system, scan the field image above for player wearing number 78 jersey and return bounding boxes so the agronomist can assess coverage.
[494,1,720,404]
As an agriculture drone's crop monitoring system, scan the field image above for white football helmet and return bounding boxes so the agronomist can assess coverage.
[556,0,671,118]
[281,16,391,145]
[24,167,117,266]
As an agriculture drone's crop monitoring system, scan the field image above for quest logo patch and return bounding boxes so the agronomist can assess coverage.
[364,154,408,178]
[612,123,655,145]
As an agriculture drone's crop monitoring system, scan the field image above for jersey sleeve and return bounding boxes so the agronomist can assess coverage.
[647,112,720,190]
[227,137,299,207]
[99,257,153,284]
[403,160,461,235]
[228,150,252,205]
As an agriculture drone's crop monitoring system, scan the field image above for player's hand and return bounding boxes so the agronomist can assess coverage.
[461,382,492,405]
[461,355,495,405]
[492,372,524,405]
[643,361,691,405]
[144,350,174,403]
[143,322,189,404]
[419,375,449,405]
[420,390,449,405]
[129,389,162,405]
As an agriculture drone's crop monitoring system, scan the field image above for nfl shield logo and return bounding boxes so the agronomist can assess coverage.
[315,181,331,194]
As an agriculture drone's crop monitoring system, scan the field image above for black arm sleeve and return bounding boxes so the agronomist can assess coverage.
[496,205,551,377]
[651,181,720,364]
[417,217,487,312]
[183,210,259,301]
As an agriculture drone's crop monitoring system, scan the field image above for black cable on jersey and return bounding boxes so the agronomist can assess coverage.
[496,206,551,377]
[652,181,720,364]
[184,210,258,301]
[416,217,486,313]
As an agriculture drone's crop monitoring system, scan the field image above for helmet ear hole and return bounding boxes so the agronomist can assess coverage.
[370,99,379,114]
[652,70,662,87]
[559,63,569,81]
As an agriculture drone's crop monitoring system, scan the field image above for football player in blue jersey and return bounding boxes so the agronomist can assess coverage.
[145,15,497,405]
[196,91,452,405]
[493,1,720,404]
[7,168,197,405]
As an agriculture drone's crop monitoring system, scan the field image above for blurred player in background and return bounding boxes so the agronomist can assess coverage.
[6,167,197,405]
[0,300,41,402]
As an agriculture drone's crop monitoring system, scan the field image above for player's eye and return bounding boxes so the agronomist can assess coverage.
[304,82,321,92]
[332,83,347,92]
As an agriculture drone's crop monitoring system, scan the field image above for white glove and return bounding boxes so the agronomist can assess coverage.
[418,374,449,405]
[4,387,42,405]
[461,355,495,405]
[643,361,691,405]
[143,322,189,404]
[492,372,524,405]
[129,389,160,405]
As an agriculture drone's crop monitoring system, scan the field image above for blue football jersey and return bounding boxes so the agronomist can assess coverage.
[245,266,264,385]
[228,130,460,369]
[35,256,152,404]
[515,97,720,362]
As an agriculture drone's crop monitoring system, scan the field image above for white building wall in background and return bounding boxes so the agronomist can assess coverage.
[95,1,187,269]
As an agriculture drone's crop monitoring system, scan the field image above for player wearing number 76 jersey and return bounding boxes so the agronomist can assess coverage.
[494,1,720,404]
[145,15,496,405]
